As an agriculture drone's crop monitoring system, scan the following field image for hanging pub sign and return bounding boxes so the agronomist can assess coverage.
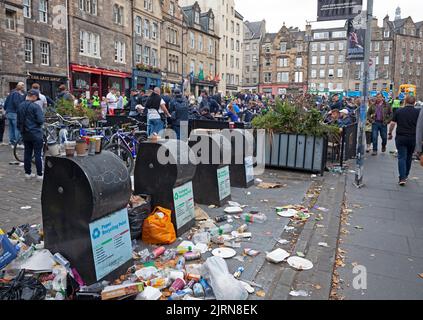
[317,0,363,21]
[346,13,366,61]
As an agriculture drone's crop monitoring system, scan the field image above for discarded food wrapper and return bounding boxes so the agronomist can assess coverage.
[257,182,283,189]
[240,281,255,294]
[318,242,329,248]
[266,248,290,263]
[244,248,260,257]
[315,206,329,212]
[284,226,295,231]
[193,242,209,254]
[231,231,252,238]
[102,283,145,300]
[135,286,161,300]
[254,178,263,184]
[224,207,243,214]
[20,206,32,210]
[212,247,237,259]
[194,206,210,221]
[256,290,266,297]
[296,252,305,258]
[208,205,217,209]
[287,256,314,270]
[277,239,290,245]
[289,290,309,297]
[228,201,241,207]
[135,266,158,281]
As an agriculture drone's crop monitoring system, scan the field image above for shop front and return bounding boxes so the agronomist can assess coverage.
[132,69,162,92]
[161,72,183,93]
[26,73,68,99]
[70,64,131,99]
[190,77,218,97]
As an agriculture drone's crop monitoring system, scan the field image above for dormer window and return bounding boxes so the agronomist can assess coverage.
[195,10,200,24]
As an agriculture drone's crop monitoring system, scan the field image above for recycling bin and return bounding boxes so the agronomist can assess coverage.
[228,129,255,188]
[41,152,133,285]
[189,129,232,207]
[134,140,197,236]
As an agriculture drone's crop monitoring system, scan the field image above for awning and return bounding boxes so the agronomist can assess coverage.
[70,64,131,78]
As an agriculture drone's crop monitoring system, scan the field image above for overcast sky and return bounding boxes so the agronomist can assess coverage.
[235,0,423,32]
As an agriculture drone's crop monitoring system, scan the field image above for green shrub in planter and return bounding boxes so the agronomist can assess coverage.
[252,99,339,137]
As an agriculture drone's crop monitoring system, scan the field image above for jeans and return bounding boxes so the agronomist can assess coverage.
[24,138,43,176]
[6,113,21,145]
[147,118,164,137]
[0,117,5,143]
[372,122,387,152]
[395,137,416,181]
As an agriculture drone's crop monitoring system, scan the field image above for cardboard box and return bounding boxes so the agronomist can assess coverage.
[101,283,144,300]
[0,234,18,270]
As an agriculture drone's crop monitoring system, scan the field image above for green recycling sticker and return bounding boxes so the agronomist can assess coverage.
[217,166,231,201]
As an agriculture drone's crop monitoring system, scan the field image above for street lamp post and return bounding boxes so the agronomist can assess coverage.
[355,0,374,188]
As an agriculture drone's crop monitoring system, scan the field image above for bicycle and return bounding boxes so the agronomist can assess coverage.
[104,118,147,173]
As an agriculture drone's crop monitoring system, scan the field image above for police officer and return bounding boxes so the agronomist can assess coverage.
[91,91,101,109]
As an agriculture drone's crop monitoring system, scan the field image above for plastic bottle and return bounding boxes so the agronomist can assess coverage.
[199,278,213,297]
[209,224,233,236]
[175,256,185,271]
[241,213,267,224]
[193,283,205,297]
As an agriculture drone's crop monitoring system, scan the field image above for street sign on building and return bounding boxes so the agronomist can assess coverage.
[317,0,363,21]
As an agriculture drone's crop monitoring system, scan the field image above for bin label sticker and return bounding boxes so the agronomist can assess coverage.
[245,156,254,183]
[89,208,132,281]
[173,181,195,229]
[217,166,231,200]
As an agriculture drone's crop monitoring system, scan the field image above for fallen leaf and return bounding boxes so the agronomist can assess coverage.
[318,242,329,248]
[256,290,266,297]
[313,284,322,290]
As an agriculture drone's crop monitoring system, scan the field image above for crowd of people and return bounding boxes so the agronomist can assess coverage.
[0,83,422,186]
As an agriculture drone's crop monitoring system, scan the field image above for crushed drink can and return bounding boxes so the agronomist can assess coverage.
[183,251,201,261]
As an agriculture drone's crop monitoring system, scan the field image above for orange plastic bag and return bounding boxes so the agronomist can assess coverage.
[142,207,176,245]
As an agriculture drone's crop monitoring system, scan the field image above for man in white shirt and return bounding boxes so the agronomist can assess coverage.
[106,88,118,115]
[31,83,47,113]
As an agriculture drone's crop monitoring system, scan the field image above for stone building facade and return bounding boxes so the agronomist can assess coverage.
[259,24,310,97]
[243,20,266,93]
[132,0,162,91]
[160,0,184,91]
[181,1,219,96]
[180,0,244,95]
[307,26,348,95]
[0,0,26,97]
[23,0,68,98]
[68,0,133,98]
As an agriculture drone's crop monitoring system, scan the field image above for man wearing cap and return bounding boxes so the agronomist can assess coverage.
[368,93,393,156]
[338,109,353,128]
[129,88,142,117]
[17,90,45,181]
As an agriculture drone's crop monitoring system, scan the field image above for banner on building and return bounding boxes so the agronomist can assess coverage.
[317,0,363,21]
[346,17,366,61]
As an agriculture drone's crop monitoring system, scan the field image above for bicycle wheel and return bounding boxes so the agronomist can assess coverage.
[13,138,25,163]
[105,143,135,173]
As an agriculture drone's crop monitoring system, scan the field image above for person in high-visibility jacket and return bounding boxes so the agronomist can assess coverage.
[91,91,101,108]
[392,96,402,116]
[79,94,88,108]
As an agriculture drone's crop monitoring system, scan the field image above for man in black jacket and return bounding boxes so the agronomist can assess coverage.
[17,90,45,181]
[388,95,421,186]
[169,89,189,140]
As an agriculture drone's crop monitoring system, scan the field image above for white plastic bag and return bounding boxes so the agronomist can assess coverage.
[204,256,248,300]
